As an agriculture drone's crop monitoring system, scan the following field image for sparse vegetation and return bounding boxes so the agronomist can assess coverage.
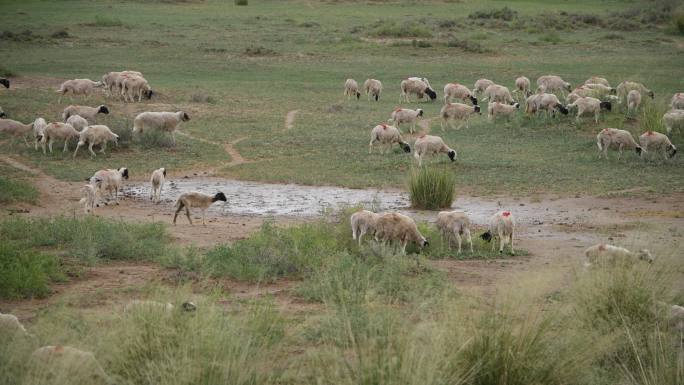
[92,15,124,27]
[0,244,62,299]
[369,20,432,38]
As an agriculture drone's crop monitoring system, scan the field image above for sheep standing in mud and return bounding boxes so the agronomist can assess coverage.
[413,134,456,167]
[364,79,383,101]
[344,79,361,100]
[389,108,423,133]
[173,191,227,226]
[481,210,515,255]
[443,83,478,105]
[400,78,437,103]
[440,102,481,130]
[150,167,166,203]
[584,243,654,264]
[436,211,473,254]
[374,212,428,255]
[369,123,411,154]
[132,111,190,146]
[595,128,642,160]
[537,93,569,118]
[639,131,677,160]
[350,209,380,246]
[90,167,129,205]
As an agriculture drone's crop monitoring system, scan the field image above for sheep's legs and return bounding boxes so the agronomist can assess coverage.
[202,209,207,226]
[48,138,54,153]
[464,229,474,253]
[455,232,462,254]
[62,139,69,153]
[88,143,96,157]
[509,233,514,255]
[617,144,624,160]
[499,236,505,254]
[101,142,107,154]
[491,238,496,252]
[171,132,176,146]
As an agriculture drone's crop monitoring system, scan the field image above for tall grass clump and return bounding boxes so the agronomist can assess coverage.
[620,327,684,385]
[0,243,63,299]
[407,167,456,210]
[639,102,667,133]
[93,15,124,27]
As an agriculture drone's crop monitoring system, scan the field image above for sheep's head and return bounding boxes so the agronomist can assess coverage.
[667,144,677,159]
[474,105,481,114]
[144,89,154,99]
[213,192,227,202]
[647,90,655,99]
[417,109,424,117]
[600,101,612,112]
[557,104,569,115]
[609,88,617,95]
[356,91,361,100]
[447,149,457,161]
[400,142,411,153]
[0,78,9,89]
[119,168,129,180]
[181,302,197,312]
[635,146,643,156]
[480,230,493,242]
[0,110,5,118]
[564,82,572,92]
[637,249,655,263]
[425,88,437,101]
[162,168,167,177]
[419,237,429,248]
[98,105,110,114]
[513,103,520,109]
[181,112,190,122]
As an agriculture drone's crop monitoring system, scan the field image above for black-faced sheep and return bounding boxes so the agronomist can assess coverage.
[62,105,109,123]
[390,107,423,133]
[122,75,153,102]
[436,211,473,254]
[440,102,481,130]
[0,78,9,89]
[73,125,119,158]
[639,131,677,160]
[480,210,515,255]
[567,96,611,124]
[344,79,361,100]
[413,134,456,167]
[363,79,382,101]
[663,109,684,136]
[596,128,642,160]
[173,191,227,226]
[400,78,437,103]
[369,123,411,154]
[443,83,477,105]
[488,101,520,122]
[132,111,190,146]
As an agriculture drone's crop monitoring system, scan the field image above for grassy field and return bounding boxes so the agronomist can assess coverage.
[0,0,682,194]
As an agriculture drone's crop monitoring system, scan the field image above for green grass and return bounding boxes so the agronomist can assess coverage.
[0,243,63,299]
[407,166,456,209]
[0,163,39,205]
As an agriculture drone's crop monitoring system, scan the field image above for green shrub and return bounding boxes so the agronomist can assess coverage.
[446,38,487,53]
[468,7,518,21]
[407,167,456,210]
[370,20,432,38]
[412,39,432,48]
[539,31,562,44]
[675,9,684,34]
[93,15,124,27]
[235,0,248,5]
[0,64,17,77]
[0,243,62,299]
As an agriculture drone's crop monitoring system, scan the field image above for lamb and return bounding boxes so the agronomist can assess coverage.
[173,191,227,226]
[584,243,654,264]
[473,78,495,97]
[389,108,423,133]
[488,101,520,122]
[373,212,428,255]
[29,346,116,385]
[56,78,103,103]
[363,79,383,101]
[66,114,89,132]
[443,83,478,105]
[536,75,572,95]
[150,167,166,203]
[124,300,197,313]
[79,180,101,215]
[616,81,654,105]
[121,75,153,102]
[400,78,437,103]
[440,102,481,130]
[32,117,47,150]
[670,93,684,110]
[62,104,109,123]
[0,312,29,337]
[639,131,677,160]
[132,111,190,146]
[663,109,684,136]
[595,128,642,160]
[514,76,531,97]
[369,123,411,154]
[89,167,129,204]
[0,118,33,145]
[567,96,612,124]
[482,84,515,104]
[537,93,569,117]
[41,122,80,154]
[73,125,119,158]
[350,209,380,246]
[436,211,473,254]
[344,79,361,100]
[584,76,610,87]
[627,90,641,113]
[413,134,456,167]
[0,78,9,88]
[480,210,515,255]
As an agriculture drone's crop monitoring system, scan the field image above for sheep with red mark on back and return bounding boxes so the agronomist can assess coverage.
[481,211,516,255]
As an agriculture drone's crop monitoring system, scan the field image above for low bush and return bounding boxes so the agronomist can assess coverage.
[468,7,517,21]
[370,20,432,38]
[407,167,456,210]
[93,15,124,27]
[446,38,488,53]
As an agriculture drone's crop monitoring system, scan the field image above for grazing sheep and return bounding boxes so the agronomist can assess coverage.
[56,79,103,103]
[79,180,100,215]
[0,78,9,89]
[32,117,47,150]
[582,83,616,94]
[480,210,515,255]
[473,78,495,97]
[524,92,544,115]
[440,102,481,130]
[567,96,612,124]
[132,111,190,146]
[29,346,116,385]
[350,209,380,246]
[344,79,361,100]
[596,128,642,160]
[663,109,684,136]
[537,93,569,117]
[390,107,423,133]
[363,79,383,101]
[41,122,80,154]
[584,243,654,264]
[0,118,33,145]
[488,101,520,122]
[62,104,109,123]
[514,76,532,98]
[369,123,411,154]
[627,90,641,113]
[670,93,684,110]
[66,114,89,132]
[122,75,153,102]
[173,191,227,226]
[482,84,515,104]
[90,167,129,204]
[413,134,456,167]
[584,76,610,87]
[102,70,142,97]
[124,300,197,313]
[150,167,166,203]
[73,125,119,158]
[436,211,473,254]
[0,312,29,337]
[568,85,616,103]
[617,81,654,105]
[639,131,677,160]
[374,212,428,255]
[408,76,432,89]
[400,78,437,103]
[536,75,572,96]
[443,83,478,105]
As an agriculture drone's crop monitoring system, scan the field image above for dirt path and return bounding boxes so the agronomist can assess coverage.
[175,131,250,167]
[285,109,299,130]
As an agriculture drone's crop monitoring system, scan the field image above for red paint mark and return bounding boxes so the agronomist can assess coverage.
[502,211,511,217]
[394,108,402,112]
[419,133,426,138]
[54,346,64,353]
[602,128,608,132]
[381,124,387,130]
[598,244,606,251]
[647,131,654,136]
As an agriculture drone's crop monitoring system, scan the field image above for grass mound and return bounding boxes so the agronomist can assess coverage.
[407,167,456,210]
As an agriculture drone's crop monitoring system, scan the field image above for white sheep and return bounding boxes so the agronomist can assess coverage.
[670,305,684,334]
[440,102,481,130]
[525,92,544,115]
[627,90,641,114]
[102,70,142,97]
[536,75,572,96]
[537,93,569,117]
[443,83,478,105]
[482,84,514,104]
[413,134,456,167]
[363,79,383,101]
[29,345,116,385]
[350,209,380,246]
[663,109,684,136]
[374,212,428,255]
[73,125,119,158]
[639,131,677,160]
[487,101,520,122]
[173,191,227,226]
[0,78,9,89]
[514,76,532,98]
[90,167,129,204]
[567,96,612,124]
[0,312,29,337]
[32,117,48,150]
[389,108,423,133]
[150,167,166,203]
[400,78,437,103]
[66,114,89,132]
[369,123,411,154]
[595,128,642,160]
[584,243,654,264]
[124,300,196,313]
[56,79,103,103]
[0,118,33,146]
[480,210,515,255]
[122,75,153,102]
[132,111,190,146]
[584,76,610,87]
[41,122,80,154]
[473,78,495,97]
[436,211,473,254]
[670,93,684,110]
[62,105,109,123]
[616,81,654,106]
[344,79,361,100]
[79,181,100,215]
